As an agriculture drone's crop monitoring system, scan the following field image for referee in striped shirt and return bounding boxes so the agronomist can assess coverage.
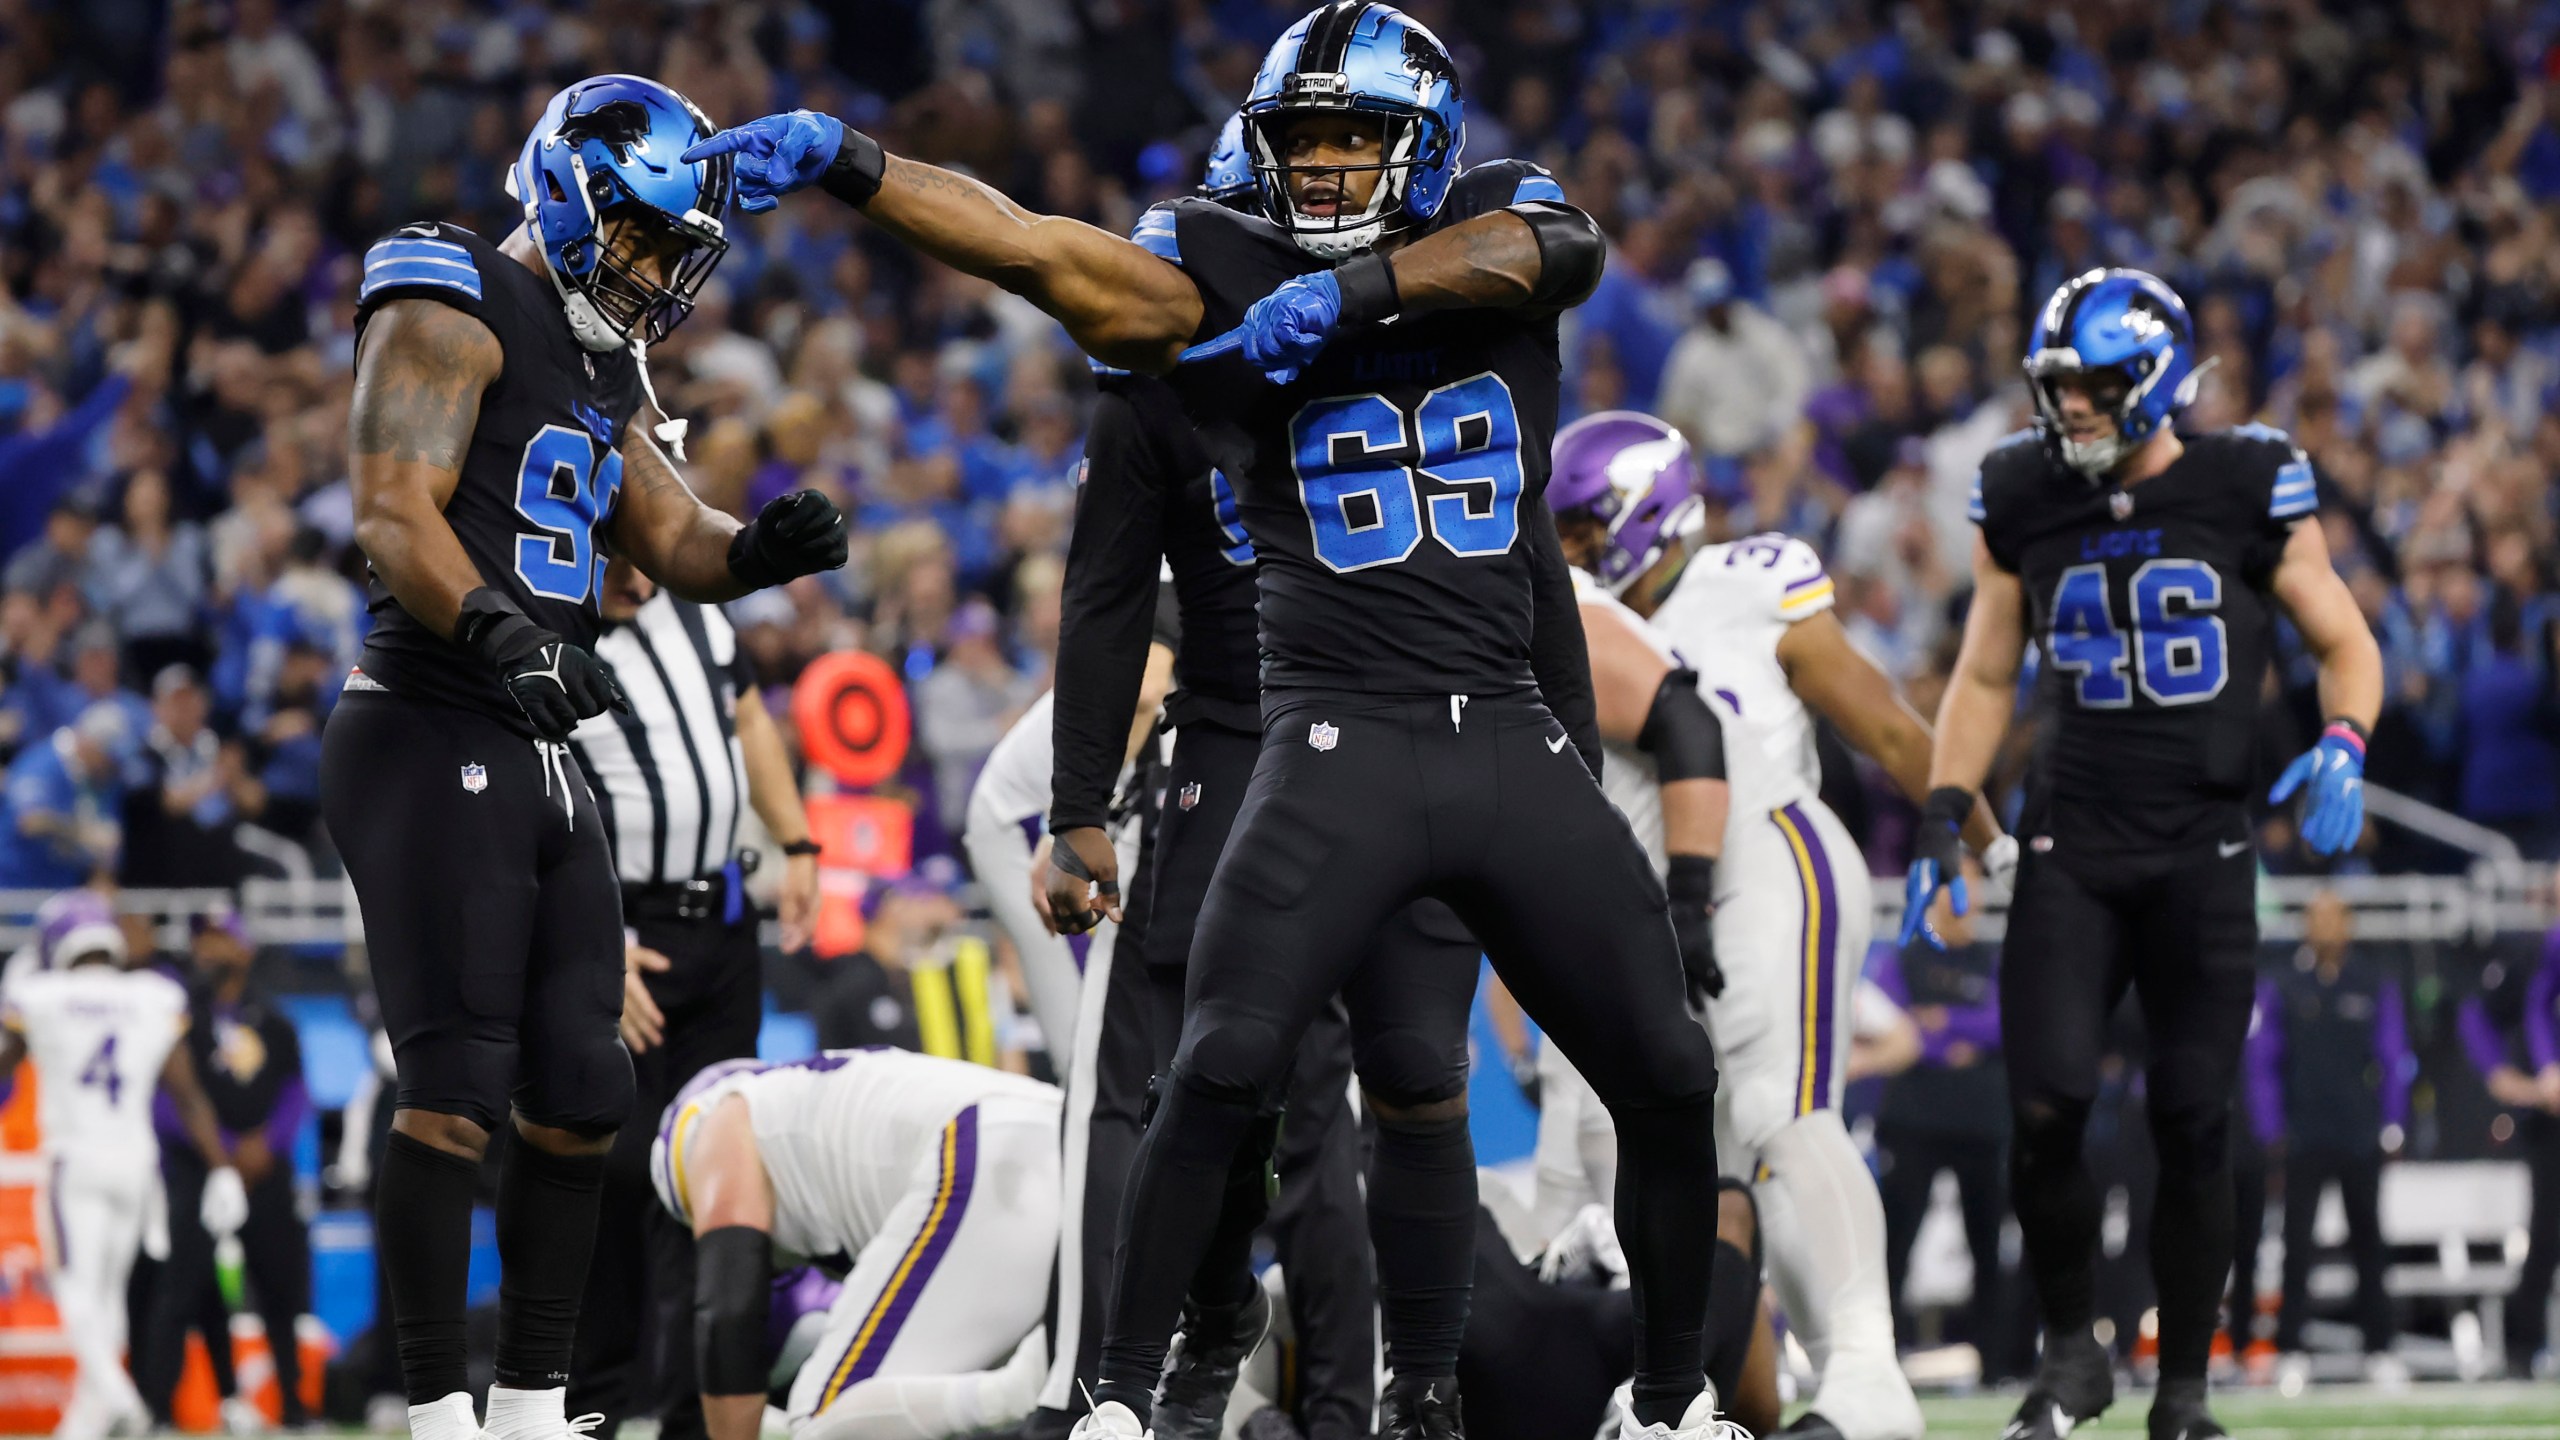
[564,555,819,1440]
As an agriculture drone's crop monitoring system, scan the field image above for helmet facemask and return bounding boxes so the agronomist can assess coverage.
[2026,351,2164,481]
[1244,102,1440,259]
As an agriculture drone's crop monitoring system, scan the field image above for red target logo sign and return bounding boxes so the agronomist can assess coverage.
[792,650,911,788]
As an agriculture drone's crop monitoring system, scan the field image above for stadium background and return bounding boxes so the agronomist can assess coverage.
[1,0,2558,1431]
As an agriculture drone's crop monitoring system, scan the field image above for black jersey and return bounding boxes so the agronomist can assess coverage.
[349,222,647,732]
[1973,424,2317,861]
[1146,160,1578,698]
[1048,371,1262,833]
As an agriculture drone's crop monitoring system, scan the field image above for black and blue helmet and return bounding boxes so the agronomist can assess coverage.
[1241,2,1465,258]
[508,75,735,351]
[2025,268,2202,479]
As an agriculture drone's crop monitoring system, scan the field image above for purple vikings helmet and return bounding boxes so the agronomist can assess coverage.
[1548,411,1704,593]
[36,889,123,970]
[650,1057,767,1225]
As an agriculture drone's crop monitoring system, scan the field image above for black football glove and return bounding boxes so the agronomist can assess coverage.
[1899,785,1973,950]
[729,489,850,591]
[457,588,628,741]
[1666,853,1724,1002]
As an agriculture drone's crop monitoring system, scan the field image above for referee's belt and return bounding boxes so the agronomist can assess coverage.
[624,855,755,926]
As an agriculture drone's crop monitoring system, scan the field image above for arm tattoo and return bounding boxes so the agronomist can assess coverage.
[349,301,501,472]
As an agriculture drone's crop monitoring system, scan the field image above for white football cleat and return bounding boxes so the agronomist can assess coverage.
[1068,1400,1154,1439]
[1617,1386,1756,1440]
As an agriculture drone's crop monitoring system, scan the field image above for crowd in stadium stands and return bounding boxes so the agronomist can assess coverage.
[2,0,2560,1399]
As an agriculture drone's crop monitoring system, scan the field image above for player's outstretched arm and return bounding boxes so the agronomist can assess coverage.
[682,113,1202,373]
[684,1094,777,1440]
[348,298,503,638]
[2267,517,2383,855]
[1583,594,1730,998]
[610,411,848,603]
[1780,610,2005,853]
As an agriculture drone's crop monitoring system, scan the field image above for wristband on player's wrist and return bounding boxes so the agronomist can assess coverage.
[2321,717,2369,754]
[1920,785,1975,832]
[1332,250,1401,326]
[820,126,887,208]
[454,587,535,660]
[1665,852,1717,905]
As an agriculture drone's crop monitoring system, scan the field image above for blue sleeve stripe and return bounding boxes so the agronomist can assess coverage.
[1132,212,1180,263]
[360,264,484,300]
[2270,490,2318,518]
[1967,475,1987,523]
[1511,173,1566,204]
[2270,460,2316,518]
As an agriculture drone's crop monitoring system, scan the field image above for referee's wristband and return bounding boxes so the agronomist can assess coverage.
[778,838,822,858]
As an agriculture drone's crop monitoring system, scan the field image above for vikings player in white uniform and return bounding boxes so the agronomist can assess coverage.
[650,1050,1060,1440]
[1542,414,2013,1440]
[0,897,245,1440]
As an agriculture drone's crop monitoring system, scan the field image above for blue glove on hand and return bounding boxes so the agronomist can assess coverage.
[1239,270,1345,384]
[1899,786,1973,950]
[2270,722,2367,856]
[682,110,845,213]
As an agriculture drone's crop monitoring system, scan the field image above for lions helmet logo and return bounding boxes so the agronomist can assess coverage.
[1401,28,1460,99]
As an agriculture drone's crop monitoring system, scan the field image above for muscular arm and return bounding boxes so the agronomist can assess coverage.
[2269,519,2383,732]
[1049,389,1171,834]
[1385,204,1601,317]
[347,300,503,638]
[1780,611,2003,851]
[860,158,1203,373]
[159,1040,233,1170]
[1525,493,1602,780]
[1581,597,1724,858]
[1929,536,2029,795]
[607,410,751,602]
[688,1095,775,1440]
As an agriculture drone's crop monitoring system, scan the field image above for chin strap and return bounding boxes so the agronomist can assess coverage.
[629,337,688,461]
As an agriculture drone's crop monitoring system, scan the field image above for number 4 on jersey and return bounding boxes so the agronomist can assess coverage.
[79,1031,121,1106]
[1289,374,1523,573]
[2049,559,2228,708]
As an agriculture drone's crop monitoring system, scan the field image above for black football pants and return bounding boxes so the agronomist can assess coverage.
[2000,840,2257,1383]
[1096,690,1720,1418]
[566,909,763,1439]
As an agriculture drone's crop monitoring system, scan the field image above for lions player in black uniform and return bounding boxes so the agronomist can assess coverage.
[321,76,846,1440]
[1903,269,2381,1440]
[688,7,1732,1437]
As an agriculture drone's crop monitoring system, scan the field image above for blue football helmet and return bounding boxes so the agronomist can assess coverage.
[2024,267,2202,479]
[1202,111,1254,205]
[507,75,735,351]
[1242,1,1465,258]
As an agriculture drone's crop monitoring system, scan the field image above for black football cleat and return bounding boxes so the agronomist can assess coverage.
[1773,1414,1847,1439]
[1380,1377,1465,1440]
[1151,1284,1272,1440]
[2147,1379,2228,1440]
[1999,1333,2113,1440]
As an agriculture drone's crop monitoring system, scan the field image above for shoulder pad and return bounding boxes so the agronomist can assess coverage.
[1449,158,1568,211]
[1692,533,1833,621]
[1969,428,2047,525]
[1130,203,1182,265]
[360,222,486,307]
[2206,424,2316,521]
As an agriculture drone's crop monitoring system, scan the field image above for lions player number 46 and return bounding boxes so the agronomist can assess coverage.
[2049,558,2229,708]
[1289,374,1524,572]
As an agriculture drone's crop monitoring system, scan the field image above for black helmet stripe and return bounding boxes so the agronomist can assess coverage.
[1299,0,1373,74]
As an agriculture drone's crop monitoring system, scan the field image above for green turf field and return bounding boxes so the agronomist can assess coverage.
[1909,1385,2560,1438]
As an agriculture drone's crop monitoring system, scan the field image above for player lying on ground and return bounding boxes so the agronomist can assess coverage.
[1906,267,2382,1440]
[1,895,246,1440]
[1545,411,2018,1440]
[651,1051,1061,1440]
[328,74,848,1440]
[687,7,1740,1438]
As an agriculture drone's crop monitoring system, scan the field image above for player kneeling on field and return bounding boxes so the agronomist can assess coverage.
[650,1051,1061,1440]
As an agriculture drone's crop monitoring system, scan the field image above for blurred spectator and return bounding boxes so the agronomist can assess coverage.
[0,704,130,888]
[84,469,209,683]
[813,879,962,1053]
[1656,257,1812,461]
[2249,891,2409,1365]
[137,908,311,1431]
[121,666,259,889]
[913,596,1039,825]
[2457,899,2560,1375]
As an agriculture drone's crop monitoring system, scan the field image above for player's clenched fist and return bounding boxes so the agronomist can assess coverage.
[457,587,629,740]
[728,489,850,591]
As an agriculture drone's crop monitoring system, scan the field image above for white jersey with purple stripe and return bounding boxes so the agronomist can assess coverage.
[2,965,187,1165]
[1647,532,1835,802]
[653,1049,1057,1267]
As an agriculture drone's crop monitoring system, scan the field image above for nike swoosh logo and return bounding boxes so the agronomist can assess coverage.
[1547,734,1570,753]
[2219,839,2250,858]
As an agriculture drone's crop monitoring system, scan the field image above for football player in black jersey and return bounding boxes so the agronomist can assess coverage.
[690,6,1733,1437]
[1903,269,2381,1440]
[320,76,846,1440]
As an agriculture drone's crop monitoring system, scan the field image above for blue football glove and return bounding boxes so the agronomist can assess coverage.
[1239,270,1345,384]
[1899,787,1973,950]
[682,110,845,213]
[2270,722,2367,856]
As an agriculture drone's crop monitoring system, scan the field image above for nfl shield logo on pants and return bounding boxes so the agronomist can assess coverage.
[1308,721,1339,752]
[460,763,488,794]
[1178,781,1202,810]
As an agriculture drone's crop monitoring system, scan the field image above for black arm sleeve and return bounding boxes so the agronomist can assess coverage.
[1049,385,1172,833]
[1513,202,1606,313]
[1636,671,1725,782]
[1524,491,1603,781]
